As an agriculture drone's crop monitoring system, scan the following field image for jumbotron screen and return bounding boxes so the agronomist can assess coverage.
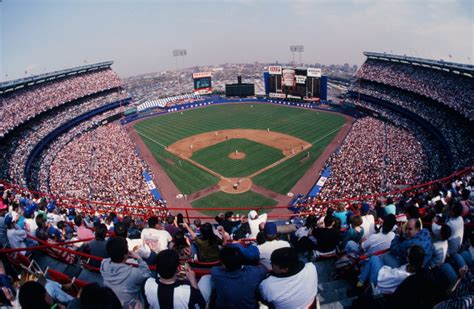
[192,72,212,94]
[268,66,321,100]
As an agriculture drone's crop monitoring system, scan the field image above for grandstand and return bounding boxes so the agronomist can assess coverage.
[0,52,473,308]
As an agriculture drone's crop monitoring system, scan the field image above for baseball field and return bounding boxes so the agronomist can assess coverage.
[133,103,346,211]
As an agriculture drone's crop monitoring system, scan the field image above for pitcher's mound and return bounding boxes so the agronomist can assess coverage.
[228,152,246,159]
[219,178,252,194]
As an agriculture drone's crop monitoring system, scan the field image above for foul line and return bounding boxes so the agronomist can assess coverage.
[136,131,168,148]
[310,125,345,145]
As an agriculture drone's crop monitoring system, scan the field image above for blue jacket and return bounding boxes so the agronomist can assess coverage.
[390,228,433,267]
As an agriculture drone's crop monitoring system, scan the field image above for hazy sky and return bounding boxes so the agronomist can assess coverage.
[1,0,473,80]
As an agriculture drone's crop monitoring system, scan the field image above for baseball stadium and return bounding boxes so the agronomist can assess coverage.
[1,2,474,308]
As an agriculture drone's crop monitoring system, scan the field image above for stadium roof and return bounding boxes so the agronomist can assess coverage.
[364,52,474,77]
[0,61,114,94]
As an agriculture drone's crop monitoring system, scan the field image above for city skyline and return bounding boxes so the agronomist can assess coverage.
[1,0,473,81]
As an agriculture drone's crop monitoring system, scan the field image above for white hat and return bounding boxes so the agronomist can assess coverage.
[248,210,257,219]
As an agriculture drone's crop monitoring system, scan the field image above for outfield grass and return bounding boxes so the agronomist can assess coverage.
[134,103,346,197]
[191,138,284,177]
[191,191,278,215]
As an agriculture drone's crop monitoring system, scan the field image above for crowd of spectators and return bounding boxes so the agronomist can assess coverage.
[349,97,449,178]
[48,123,156,207]
[317,117,429,202]
[4,91,129,187]
[0,169,472,308]
[356,59,474,120]
[0,69,123,136]
[350,80,474,170]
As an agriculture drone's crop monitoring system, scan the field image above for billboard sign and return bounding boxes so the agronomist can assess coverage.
[269,92,286,98]
[282,69,295,87]
[307,68,321,78]
[192,72,212,79]
[268,66,282,75]
[295,75,306,84]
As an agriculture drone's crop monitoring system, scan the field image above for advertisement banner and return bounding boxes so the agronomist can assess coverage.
[307,68,322,78]
[295,75,306,84]
[268,66,282,75]
[282,69,295,87]
[192,72,212,79]
[269,92,286,98]
[287,94,301,99]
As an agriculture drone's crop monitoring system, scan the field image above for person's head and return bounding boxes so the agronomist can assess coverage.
[113,222,128,238]
[173,231,188,248]
[405,206,420,219]
[106,237,128,263]
[166,215,174,225]
[95,223,107,241]
[382,214,397,234]
[122,216,132,229]
[56,221,65,231]
[224,211,233,220]
[79,283,122,309]
[451,202,463,218]
[270,247,300,274]
[360,203,370,216]
[74,215,83,227]
[147,216,159,229]
[263,222,278,241]
[200,222,215,242]
[386,197,394,205]
[220,246,244,271]
[324,215,335,228]
[193,218,201,228]
[248,210,258,220]
[405,218,421,238]
[19,281,52,309]
[155,249,179,279]
[350,215,363,228]
[305,214,317,229]
[337,204,345,212]
[440,224,452,241]
[406,245,425,273]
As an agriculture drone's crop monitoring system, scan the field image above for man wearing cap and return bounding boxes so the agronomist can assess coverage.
[248,210,267,239]
[257,222,290,270]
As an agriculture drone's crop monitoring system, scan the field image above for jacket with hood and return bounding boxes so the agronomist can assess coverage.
[100,257,151,308]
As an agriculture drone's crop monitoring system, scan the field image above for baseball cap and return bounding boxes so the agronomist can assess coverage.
[263,222,277,236]
[361,203,370,215]
[248,210,257,219]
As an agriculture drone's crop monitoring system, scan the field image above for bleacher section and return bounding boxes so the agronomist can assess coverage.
[137,93,201,111]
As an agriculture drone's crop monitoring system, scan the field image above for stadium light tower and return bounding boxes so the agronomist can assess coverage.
[172,49,187,94]
[290,45,304,66]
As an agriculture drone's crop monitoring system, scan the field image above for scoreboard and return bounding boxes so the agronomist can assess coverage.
[265,66,325,101]
[192,72,212,95]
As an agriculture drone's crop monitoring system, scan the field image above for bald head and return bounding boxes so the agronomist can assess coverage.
[406,218,421,238]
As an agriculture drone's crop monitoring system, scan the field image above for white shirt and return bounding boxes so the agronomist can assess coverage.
[259,263,318,309]
[360,214,375,241]
[248,213,267,239]
[431,240,448,267]
[258,240,291,270]
[376,264,411,294]
[24,218,38,236]
[361,232,395,255]
[7,228,27,249]
[141,228,172,252]
[434,216,464,256]
[144,278,191,309]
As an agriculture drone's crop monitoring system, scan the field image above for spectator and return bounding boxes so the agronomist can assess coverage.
[360,203,375,241]
[84,223,109,268]
[248,210,267,239]
[221,211,240,235]
[183,222,226,262]
[334,204,349,228]
[144,249,205,309]
[18,281,58,309]
[206,246,267,308]
[164,215,180,238]
[257,222,291,270]
[432,202,464,256]
[74,215,94,242]
[100,237,151,308]
[0,204,9,248]
[259,247,318,308]
[385,198,396,216]
[386,218,433,268]
[66,283,122,309]
[361,214,397,255]
[5,214,27,251]
[431,224,451,268]
[141,216,172,253]
[233,215,251,240]
[356,244,425,294]
[312,215,342,255]
[342,215,364,253]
